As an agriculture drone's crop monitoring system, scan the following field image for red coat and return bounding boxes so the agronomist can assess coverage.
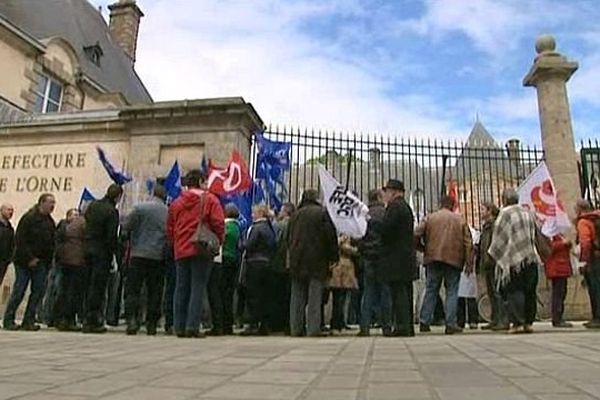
[543,235,572,279]
[167,189,225,261]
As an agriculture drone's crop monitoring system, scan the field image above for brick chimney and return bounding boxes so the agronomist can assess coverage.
[108,0,144,63]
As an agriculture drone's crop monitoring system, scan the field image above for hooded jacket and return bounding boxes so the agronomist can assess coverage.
[167,189,225,261]
[544,235,572,279]
[577,210,600,263]
[13,207,55,267]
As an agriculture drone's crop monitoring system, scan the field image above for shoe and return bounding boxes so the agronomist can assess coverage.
[382,327,393,337]
[392,329,415,337]
[419,323,431,333]
[3,321,20,331]
[356,330,370,337]
[185,330,206,338]
[523,324,534,334]
[481,323,494,330]
[330,329,342,336]
[583,320,600,329]
[164,326,174,336]
[240,327,260,336]
[308,331,329,337]
[176,330,186,338]
[445,326,463,335]
[469,323,478,330]
[20,322,41,332]
[206,329,223,336]
[552,321,573,328]
[492,324,509,331]
[509,325,526,334]
[146,323,157,336]
[223,328,234,335]
[57,322,81,332]
[82,325,107,334]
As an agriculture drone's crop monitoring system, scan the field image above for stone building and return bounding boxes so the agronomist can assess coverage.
[0,0,263,307]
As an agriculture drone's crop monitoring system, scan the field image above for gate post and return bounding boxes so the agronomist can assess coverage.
[523,35,579,217]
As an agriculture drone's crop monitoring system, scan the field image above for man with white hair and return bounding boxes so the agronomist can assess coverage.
[0,203,15,288]
[488,188,541,334]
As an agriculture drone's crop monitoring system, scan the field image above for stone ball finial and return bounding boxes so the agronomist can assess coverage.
[535,35,556,54]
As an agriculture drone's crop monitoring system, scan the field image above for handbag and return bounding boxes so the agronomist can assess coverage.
[534,223,552,262]
[190,193,220,259]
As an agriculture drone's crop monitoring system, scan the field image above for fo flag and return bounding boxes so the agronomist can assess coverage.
[164,160,182,203]
[208,151,252,196]
[518,161,571,237]
[318,165,369,239]
[78,187,96,212]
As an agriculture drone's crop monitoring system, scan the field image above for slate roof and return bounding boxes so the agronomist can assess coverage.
[0,0,152,104]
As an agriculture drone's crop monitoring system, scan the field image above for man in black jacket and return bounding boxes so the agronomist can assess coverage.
[82,184,123,333]
[358,189,392,336]
[0,203,15,289]
[288,189,338,337]
[380,180,416,337]
[3,194,56,331]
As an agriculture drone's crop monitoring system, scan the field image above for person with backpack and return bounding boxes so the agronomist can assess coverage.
[240,205,276,336]
[575,199,600,329]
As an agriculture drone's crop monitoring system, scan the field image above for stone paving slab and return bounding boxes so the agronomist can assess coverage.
[0,323,599,399]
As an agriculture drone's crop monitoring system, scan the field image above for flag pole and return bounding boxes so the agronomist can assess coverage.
[345,149,353,192]
[440,155,448,199]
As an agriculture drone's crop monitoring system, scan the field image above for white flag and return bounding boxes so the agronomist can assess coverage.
[517,161,571,237]
[318,165,369,239]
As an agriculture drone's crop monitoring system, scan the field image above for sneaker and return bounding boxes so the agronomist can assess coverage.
[481,323,494,330]
[21,322,41,332]
[445,326,463,335]
[552,321,573,328]
[330,329,342,336]
[206,328,223,336]
[185,330,206,338]
[240,327,260,336]
[523,324,534,334]
[469,323,478,330]
[419,323,431,333]
[146,323,157,336]
[492,324,510,331]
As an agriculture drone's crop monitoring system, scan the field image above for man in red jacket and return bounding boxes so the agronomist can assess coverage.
[167,170,224,338]
[576,199,600,329]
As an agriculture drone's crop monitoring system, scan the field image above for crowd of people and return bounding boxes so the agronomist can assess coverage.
[1,169,599,338]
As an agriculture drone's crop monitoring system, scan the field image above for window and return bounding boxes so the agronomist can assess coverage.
[33,75,63,113]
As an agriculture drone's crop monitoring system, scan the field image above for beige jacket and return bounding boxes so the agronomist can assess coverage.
[415,208,472,269]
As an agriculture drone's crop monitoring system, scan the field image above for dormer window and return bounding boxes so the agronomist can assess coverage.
[84,43,104,67]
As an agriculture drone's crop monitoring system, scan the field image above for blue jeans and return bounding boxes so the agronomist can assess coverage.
[419,262,461,328]
[174,256,213,333]
[360,259,391,332]
[3,263,48,325]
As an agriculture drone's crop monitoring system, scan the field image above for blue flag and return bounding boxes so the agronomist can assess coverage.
[78,187,96,211]
[255,133,291,211]
[201,155,209,176]
[145,178,155,195]
[96,147,132,185]
[220,180,264,232]
[164,160,182,203]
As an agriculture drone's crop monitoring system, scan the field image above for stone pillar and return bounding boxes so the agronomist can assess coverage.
[523,35,579,217]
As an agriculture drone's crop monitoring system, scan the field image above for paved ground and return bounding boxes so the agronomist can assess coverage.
[0,323,599,400]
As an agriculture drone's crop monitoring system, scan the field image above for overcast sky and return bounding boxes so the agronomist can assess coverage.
[91,0,600,143]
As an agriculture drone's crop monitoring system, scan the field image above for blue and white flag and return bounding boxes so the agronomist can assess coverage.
[96,147,132,185]
[164,160,182,204]
[78,187,96,211]
[220,180,264,233]
[255,133,291,211]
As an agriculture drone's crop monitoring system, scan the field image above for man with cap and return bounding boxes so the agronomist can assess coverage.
[380,179,417,336]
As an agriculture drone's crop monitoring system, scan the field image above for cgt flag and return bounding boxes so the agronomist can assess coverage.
[318,165,369,239]
[96,147,132,185]
[517,161,571,237]
[207,151,252,196]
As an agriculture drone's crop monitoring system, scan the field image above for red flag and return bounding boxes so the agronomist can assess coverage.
[448,179,460,212]
[207,151,252,196]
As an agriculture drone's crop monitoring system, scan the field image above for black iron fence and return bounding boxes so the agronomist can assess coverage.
[580,139,600,209]
[252,125,548,227]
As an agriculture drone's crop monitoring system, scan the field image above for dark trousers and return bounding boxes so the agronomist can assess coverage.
[84,254,112,327]
[174,256,212,333]
[163,260,176,329]
[125,257,165,325]
[331,288,347,330]
[484,267,507,326]
[360,259,392,332]
[388,280,414,335]
[208,263,224,331]
[221,259,237,332]
[457,297,478,328]
[245,261,270,330]
[502,263,538,326]
[0,262,9,288]
[551,277,568,324]
[269,270,291,333]
[41,265,61,325]
[584,259,600,321]
[3,263,48,325]
[56,265,89,325]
